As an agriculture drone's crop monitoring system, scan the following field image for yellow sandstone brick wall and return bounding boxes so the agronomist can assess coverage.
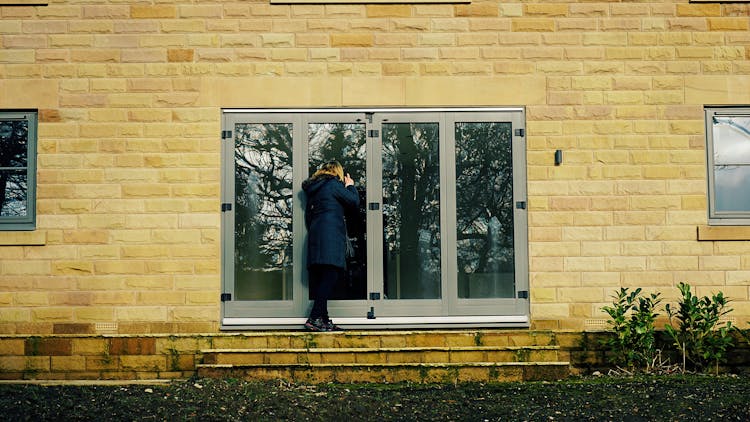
[0,0,749,333]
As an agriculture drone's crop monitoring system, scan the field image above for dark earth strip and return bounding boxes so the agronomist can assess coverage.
[2,375,750,421]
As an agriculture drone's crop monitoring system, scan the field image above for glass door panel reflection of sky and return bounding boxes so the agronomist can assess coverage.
[713,117,750,213]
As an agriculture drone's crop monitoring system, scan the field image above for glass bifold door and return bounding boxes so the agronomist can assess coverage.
[221,109,528,329]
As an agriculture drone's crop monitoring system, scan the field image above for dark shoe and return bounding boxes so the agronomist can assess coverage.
[324,319,343,332]
[304,318,326,332]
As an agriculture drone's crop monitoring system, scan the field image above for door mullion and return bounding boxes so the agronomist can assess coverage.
[366,117,383,317]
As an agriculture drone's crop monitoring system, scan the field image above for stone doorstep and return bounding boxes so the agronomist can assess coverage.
[203,345,562,353]
[196,362,571,383]
[197,361,570,369]
[202,346,562,364]
[0,329,558,340]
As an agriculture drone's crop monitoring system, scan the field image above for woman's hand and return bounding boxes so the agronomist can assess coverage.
[344,173,354,187]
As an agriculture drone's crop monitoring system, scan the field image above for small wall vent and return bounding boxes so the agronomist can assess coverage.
[584,319,608,332]
[95,322,118,333]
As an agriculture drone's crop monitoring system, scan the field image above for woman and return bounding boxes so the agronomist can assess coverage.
[302,161,359,332]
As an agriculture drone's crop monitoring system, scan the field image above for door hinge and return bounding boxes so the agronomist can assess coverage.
[515,201,526,210]
[517,291,529,299]
[221,293,232,302]
[367,129,379,138]
[221,130,232,140]
[367,306,376,319]
[221,203,232,212]
[514,128,525,137]
[368,202,380,211]
[369,292,381,300]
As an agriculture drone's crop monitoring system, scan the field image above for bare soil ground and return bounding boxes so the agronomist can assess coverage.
[2,374,750,421]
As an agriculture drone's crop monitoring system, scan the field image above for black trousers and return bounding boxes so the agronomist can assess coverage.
[308,264,343,320]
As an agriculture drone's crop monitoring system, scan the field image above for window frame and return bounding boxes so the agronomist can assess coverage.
[705,106,750,226]
[0,110,37,231]
[221,108,529,328]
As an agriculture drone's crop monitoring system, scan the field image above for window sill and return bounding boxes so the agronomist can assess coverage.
[271,0,467,3]
[697,225,750,241]
[0,231,46,246]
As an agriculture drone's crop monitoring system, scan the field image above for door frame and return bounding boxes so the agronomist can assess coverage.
[221,108,530,329]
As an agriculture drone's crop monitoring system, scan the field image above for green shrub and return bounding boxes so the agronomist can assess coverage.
[664,282,734,374]
[601,287,662,372]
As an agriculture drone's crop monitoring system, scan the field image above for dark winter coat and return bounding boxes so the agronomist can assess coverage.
[302,175,360,269]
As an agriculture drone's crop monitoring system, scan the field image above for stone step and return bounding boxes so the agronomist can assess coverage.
[207,330,563,350]
[196,331,572,383]
[196,361,571,383]
[202,346,563,366]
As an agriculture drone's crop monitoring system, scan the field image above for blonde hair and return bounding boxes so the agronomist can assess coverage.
[311,160,344,182]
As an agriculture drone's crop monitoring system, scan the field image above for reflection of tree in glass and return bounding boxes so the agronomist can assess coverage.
[308,123,366,182]
[383,123,441,298]
[234,124,293,272]
[455,122,514,275]
[0,120,29,217]
[307,123,368,300]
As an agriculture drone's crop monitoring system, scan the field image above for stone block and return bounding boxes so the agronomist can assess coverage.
[0,339,24,356]
[0,79,58,108]
[25,337,72,356]
[53,324,94,334]
[51,356,86,372]
[406,333,446,348]
[334,335,381,349]
[708,18,749,31]
[444,333,477,347]
[179,5,222,18]
[367,5,412,17]
[171,307,217,323]
[558,287,604,303]
[456,3,499,17]
[448,350,480,363]
[512,18,555,32]
[331,33,374,47]
[110,338,157,356]
[32,308,74,322]
[115,307,168,322]
[456,366,489,382]
[525,4,568,17]
[119,355,166,371]
[131,5,176,19]
[531,304,570,319]
[71,338,108,356]
[0,356,27,373]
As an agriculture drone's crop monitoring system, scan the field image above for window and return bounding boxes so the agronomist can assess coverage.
[705,107,750,225]
[221,109,528,326]
[0,111,37,231]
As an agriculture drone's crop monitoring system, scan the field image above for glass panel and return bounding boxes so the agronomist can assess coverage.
[0,120,29,168]
[234,123,294,300]
[382,123,441,299]
[714,165,750,213]
[307,123,367,300]
[0,120,29,217]
[455,122,515,299]
[712,116,750,165]
[0,170,27,217]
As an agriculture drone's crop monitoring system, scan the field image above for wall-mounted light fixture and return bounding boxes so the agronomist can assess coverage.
[554,149,563,166]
